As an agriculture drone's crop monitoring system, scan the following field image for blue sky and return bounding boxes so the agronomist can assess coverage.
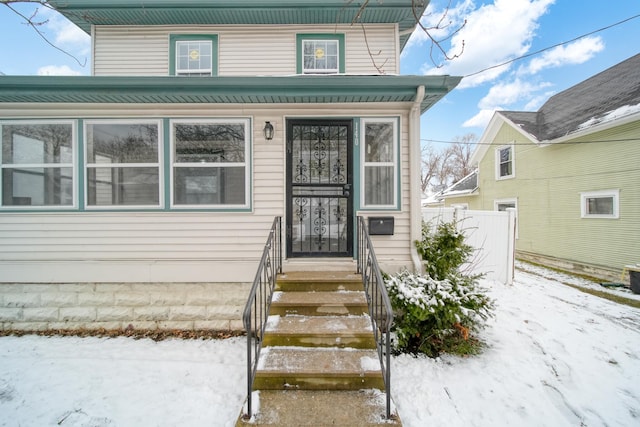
[1,0,639,150]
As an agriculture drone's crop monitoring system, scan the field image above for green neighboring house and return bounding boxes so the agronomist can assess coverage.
[440,53,640,281]
[0,1,460,331]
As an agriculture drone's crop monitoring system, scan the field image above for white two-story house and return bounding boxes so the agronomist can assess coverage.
[0,0,460,331]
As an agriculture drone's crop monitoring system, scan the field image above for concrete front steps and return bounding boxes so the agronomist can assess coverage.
[237,271,401,426]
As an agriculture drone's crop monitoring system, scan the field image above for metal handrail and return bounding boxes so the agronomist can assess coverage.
[242,216,282,420]
[356,216,395,419]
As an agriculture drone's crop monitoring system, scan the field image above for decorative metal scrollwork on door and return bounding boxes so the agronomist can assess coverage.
[287,121,353,257]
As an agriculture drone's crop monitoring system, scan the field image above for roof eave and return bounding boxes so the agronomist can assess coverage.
[48,0,429,50]
[542,110,640,145]
[0,74,460,114]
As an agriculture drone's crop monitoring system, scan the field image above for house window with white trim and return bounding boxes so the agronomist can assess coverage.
[297,34,345,74]
[362,118,398,208]
[581,189,619,218]
[85,121,161,208]
[1,121,75,208]
[171,119,250,208]
[495,144,514,179]
[170,35,218,76]
[495,198,518,238]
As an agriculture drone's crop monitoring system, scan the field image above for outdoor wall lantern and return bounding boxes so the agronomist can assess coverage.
[263,121,274,141]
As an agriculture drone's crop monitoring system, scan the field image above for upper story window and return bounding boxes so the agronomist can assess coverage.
[581,189,619,219]
[495,144,514,180]
[297,34,345,74]
[171,119,250,209]
[1,121,75,209]
[85,120,162,208]
[361,118,398,209]
[169,34,218,76]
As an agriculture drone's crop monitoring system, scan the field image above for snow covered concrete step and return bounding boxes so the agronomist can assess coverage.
[254,347,385,391]
[263,315,375,348]
[270,291,368,316]
[236,390,401,426]
[276,271,364,292]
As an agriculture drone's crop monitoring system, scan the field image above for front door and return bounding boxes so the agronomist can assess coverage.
[286,120,353,257]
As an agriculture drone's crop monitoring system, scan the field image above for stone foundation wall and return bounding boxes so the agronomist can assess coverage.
[516,251,627,284]
[0,282,250,332]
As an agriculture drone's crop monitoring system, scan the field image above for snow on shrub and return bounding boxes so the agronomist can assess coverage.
[385,220,495,357]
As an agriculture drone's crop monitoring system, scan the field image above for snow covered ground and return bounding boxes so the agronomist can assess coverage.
[1,264,639,426]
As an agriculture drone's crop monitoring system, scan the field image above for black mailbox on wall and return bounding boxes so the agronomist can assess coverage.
[368,216,394,235]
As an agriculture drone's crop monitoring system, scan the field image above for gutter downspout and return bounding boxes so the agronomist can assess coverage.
[409,85,425,273]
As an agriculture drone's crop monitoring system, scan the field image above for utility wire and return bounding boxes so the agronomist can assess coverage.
[464,13,640,78]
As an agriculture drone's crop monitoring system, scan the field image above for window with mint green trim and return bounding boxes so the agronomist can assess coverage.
[169,34,218,76]
[84,120,162,209]
[296,34,345,74]
[170,119,250,209]
[0,121,75,209]
[361,118,399,209]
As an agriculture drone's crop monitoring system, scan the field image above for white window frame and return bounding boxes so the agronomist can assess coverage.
[451,203,469,210]
[495,144,515,180]
[0,120,77,210]
[580,189,619,219]
[170,118,251,210]
[302,39,340,74]
[360,117,399,210]
[175,39,213,76]
[494,198,518,238]
[84,119,163,210]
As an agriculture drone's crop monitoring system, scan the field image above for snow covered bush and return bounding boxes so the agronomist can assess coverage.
[385,221,495,357]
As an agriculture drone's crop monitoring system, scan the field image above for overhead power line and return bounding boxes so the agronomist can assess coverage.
[464,13,640,78]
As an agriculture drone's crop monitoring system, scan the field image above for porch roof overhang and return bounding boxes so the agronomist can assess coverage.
[0,75,461,114]
[48,0,430,50]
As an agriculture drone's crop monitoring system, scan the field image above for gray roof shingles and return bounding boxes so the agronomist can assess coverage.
[502,53,640,141]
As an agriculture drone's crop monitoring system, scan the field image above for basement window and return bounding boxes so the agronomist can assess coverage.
[581,189,619,218]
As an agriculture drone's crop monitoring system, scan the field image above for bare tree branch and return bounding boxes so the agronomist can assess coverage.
[421,133,478,195]
[1,0,87,67]
[411,0,466,67]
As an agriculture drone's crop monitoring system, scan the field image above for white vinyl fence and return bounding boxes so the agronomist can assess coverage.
[421,207,516,285]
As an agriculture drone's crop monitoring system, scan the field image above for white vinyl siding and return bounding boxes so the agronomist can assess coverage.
[0,104,412,282]
[93,25,398,76]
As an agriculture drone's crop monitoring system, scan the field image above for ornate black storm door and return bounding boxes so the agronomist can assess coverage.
[286,120,353,257]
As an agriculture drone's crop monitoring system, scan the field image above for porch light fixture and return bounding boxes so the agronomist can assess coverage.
[263,121,274,141]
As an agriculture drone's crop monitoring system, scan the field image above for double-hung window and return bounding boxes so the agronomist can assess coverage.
[171,119,250,209]
[85,121,162,208]
[1,121,75,208]
[361,118,398,208]
[581,189,619,218]
[496,144,514,179]
[297,34,345,74]
[170,35,218,76]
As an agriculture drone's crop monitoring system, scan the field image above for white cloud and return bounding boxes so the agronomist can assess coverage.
[37,65,83,76]
[522,36,605,74]
[463,80,552,129]
[463,109,497,128]
[478,79,552,109]
[40,7,90,53]
[406,0,475,48]
[422,0,555,88]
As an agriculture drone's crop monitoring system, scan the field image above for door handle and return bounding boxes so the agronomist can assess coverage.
[343,184,351,197]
